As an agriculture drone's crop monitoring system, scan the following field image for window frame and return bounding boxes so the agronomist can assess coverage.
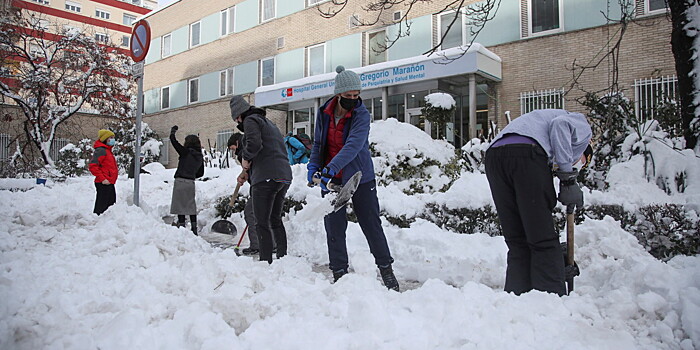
[306,43,326,77]
[161,33,172,58]
[221,6,236,36]
[188,78,200,104]
[121,35,129,47]
[366,28,388,65]
[219,67,234,97]
[645,0,667,15]
[261,0,276,23]
[259,56,276,86]
[526,0,564,37]
[95,8,110,20]
[123,13,136,26]
[95,33,109,43]
[65,1,81,13]
[31,0,50,5]
[189,21,201,48]
[161,86,171,110]
[437,9,465,50]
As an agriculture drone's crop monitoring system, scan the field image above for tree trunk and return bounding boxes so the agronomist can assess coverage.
[669,0,699,150]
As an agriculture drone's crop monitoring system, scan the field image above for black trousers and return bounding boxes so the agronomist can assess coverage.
[251,181,289,263]
[324,179,393,272]
[93,183,116,215]
[485,144,566,296]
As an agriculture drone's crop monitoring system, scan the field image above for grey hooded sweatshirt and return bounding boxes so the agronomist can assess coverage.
[489,109,592,172]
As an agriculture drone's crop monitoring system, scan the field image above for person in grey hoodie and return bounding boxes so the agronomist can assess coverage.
[484,109,592,296]
[230,95,292,264]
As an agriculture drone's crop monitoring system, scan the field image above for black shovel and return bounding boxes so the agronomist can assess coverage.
[210,182,240,235]
[564,204,580,295]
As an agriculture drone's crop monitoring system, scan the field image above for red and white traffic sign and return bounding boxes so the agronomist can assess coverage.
[130,20,151,62]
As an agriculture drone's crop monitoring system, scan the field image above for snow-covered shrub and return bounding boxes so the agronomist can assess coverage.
[107,118,162,173]
[213,194,305,220]
[55,139,93,177]
[421,203,502,236]
[460,138,490,173]
[628,204,700,261]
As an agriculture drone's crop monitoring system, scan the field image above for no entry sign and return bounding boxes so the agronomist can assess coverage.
[130,20,151,62]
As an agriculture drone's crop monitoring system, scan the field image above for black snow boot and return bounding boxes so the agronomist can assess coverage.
[332,269,348,283]
[379,265,400,292]
[191,221,198,236]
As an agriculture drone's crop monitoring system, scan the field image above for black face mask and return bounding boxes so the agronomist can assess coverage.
[236,122,244,132]
[339,96,358,110]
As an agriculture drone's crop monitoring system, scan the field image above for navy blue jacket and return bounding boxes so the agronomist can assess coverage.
[310,97,375,185]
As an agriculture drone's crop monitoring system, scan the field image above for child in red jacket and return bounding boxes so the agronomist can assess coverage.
[89,129,118,215]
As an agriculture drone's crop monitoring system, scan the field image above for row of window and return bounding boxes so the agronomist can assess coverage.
[34,0,138,25]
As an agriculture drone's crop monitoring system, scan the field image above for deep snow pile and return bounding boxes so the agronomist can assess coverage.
[1,120,699,349]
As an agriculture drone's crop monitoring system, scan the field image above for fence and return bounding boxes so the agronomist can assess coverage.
[519,89,564,114]
[633,76,678,122]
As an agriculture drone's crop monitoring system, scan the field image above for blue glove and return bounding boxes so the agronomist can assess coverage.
[319,167,336,192]
[307,163,319,186]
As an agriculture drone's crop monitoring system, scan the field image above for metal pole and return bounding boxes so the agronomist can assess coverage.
[469,74,477,141]
[133,74,143,207]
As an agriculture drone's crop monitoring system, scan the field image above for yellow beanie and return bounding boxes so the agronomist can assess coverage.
[98,129,115,142]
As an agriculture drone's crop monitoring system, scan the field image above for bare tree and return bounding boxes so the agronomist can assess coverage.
[317,0,501,60]
[0,9,133,166]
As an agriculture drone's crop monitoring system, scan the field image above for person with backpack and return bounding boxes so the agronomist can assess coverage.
[484,109,592,296]
[284,131,310,165]
[169,125,204,236]
[307,65,399,291]
[89,129,118,215]
[230,95,292,264]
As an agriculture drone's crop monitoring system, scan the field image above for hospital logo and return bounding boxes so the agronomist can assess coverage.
[281,88,293,98]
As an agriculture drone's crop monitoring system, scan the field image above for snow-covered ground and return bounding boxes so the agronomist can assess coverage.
[1,120,699,349]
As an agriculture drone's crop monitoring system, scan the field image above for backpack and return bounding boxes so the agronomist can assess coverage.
[288,133,312,158]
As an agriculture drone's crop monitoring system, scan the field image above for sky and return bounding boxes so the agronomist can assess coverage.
[1,119,698,349]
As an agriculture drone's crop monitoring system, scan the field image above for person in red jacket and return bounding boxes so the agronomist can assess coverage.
[89,129,118,215]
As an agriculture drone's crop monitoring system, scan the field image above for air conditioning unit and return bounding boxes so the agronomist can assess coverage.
[393,11,401,21]
[277,37,285,49]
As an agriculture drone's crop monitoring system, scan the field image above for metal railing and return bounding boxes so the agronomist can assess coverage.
[633,76,678,122]
[519,89,564,114]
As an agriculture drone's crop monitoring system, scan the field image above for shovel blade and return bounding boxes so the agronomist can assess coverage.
[332,171,362,212]
[211,220,237,236]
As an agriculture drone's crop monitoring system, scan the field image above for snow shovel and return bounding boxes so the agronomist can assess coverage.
[210,182,241,235]
[309,171,362,212]
[565,204,580,295]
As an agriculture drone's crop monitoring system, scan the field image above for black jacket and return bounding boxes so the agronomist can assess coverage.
[239,109,292,185]
[171,133,204,179]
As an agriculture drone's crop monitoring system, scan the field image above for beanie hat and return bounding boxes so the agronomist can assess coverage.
[334,65,361,94]
[98,129,115,142]
[229,95,251,121]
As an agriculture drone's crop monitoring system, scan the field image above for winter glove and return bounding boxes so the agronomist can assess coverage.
[556,171,583,210]
[319,167,336,192]
[170,125,178,134]
[307,163,319,186]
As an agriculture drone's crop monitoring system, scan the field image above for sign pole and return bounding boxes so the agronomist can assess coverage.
[134,73,143,207]
[129,19,150,208]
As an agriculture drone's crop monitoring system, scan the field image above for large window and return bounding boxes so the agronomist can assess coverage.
[190,21,201,48]
[217,129,234,156]
[188,78,199,104]
[634,76,678,122]
[0,134,10,162]
[161,34,171,58]
[95,9,110,19]
[31,0,50,4]
[220,68,234,97]
[529,0,561,35]
[519,89,564,114]
[123,14,136,26]
[439,11,463,49]
[307,43,325,76]
[647,0,667,13]
[260,57,275,86]
[221,7,235,36]
[161,86,170,109]
[121,35,129,47]
[261,0,276,22]
[95,33,109,43]
[367,30,387,65]
[65,1,81,13]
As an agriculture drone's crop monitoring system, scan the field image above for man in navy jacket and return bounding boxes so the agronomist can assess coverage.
[308,65,399,291]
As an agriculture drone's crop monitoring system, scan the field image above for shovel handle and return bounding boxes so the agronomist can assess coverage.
[229,182,241,207]
[566,211,575,266]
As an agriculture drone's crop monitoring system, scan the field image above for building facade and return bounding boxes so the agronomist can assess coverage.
[139,0,675,168]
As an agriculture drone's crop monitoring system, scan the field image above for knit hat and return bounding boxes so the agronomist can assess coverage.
[229,95,251,121]
[98,129,115,142]
[334,65,361,94]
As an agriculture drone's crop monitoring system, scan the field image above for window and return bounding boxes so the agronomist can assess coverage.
[220,68,234,97]
[439,11,463,49]
[95,9,110,20]
[65,1,81,13]
[221,7,235,36]
[188,78,199,104]
[190,22,201,48]
[647,0,667,13]
[31,0,50,4]
[50,138,69,162]
[161,33,171,58]
[307,43,325,76]
[64,25,80,35]
[633,76,678,122]
[121,35,129,47]
[529,0,561,35]
[123,14,136,26]
[30,17,49,30]
[159,138,169,165]
[367,30,387,65]
[307,0,328,6]
[95,33,109,43]
[161,86,170,109]
[217,129,234,156]
[519,89,564,114]
[29,44,43,57]
[260,57,275,86]
[261,0,276,22]
[0,134,10,162]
